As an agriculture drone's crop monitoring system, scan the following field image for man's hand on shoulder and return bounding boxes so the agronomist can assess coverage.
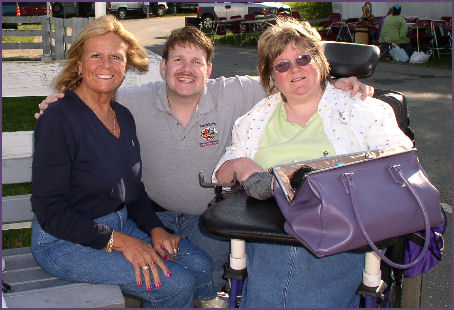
[34,93,65,119]
[333,76,374,100]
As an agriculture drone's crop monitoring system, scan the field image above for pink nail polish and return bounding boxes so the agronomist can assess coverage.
[167,272,171,278]
[164,255,168,261]
[156,282,161,289]
[147,285,152,292]
[137,281,142,287]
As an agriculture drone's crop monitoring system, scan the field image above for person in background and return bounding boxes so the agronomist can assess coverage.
[214,17,413,307]
[35,25,374,295]
[379,5,411,56]
[30,15,221,308]
[144,2,150,18]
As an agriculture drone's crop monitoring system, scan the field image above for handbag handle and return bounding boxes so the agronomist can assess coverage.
[341,164,431,269]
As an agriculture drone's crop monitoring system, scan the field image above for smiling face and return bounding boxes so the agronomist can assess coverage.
[77,32,128,97]
[161,43,213,103]
[272,42,323,104]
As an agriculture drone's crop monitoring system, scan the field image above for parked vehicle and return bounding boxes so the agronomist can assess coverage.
[173,2,198,13]
[107,2,168,19]
[197,2,291,29]
[17,2,51,16]
[51,2,95,18]
[2,2,20,29]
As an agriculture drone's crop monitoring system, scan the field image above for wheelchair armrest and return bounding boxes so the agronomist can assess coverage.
[324,41,380,79]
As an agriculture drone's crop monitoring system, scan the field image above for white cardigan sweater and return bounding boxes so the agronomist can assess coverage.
[213,83,413,182]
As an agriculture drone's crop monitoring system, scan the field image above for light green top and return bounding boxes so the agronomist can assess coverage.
[379,15,410,44]
[253,101,336,170]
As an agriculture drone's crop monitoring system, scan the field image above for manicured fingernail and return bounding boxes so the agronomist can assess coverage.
[137,281,142,287]
[166,272,171,278]
[156,282,161,289]
[164,255,168,260]
[147,285,152,292]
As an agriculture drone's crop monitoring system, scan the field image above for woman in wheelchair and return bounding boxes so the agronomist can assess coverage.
[213,18,413,308]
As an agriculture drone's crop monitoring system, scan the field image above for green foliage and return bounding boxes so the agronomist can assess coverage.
[285,2,332,20]
[2,229,32,249]
[2,183,33,196]
[2,96,43,131]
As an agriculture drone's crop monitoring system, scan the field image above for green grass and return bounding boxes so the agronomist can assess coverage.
[2,183,33,249]
[2,229,32,249]
[2,98,38,249]
[2,96,43,131]
[2,23,42,43]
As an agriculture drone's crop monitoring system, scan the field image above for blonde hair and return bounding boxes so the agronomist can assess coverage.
[162,26,214,64]
[55,14,149,93]
[257,17,331,99]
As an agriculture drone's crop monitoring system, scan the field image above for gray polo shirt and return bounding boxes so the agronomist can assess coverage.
[117,76,265,215]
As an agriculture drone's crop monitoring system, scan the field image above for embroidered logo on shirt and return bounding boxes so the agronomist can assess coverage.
[199,123,219,147]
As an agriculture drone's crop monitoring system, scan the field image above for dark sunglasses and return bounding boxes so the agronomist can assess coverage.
[274,54,312,73]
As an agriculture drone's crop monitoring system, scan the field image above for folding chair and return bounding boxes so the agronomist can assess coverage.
[416,19,434,52]
[228,15,243,45]
[318,20,332,39]
[240,14,257,45]
[326,22,354,42]
[431,20,452,58]
[328,12,342,23]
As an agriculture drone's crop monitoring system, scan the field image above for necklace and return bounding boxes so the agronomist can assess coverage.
[89,104,118,134]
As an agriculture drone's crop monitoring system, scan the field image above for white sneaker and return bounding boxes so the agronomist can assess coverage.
[194,296,229,308]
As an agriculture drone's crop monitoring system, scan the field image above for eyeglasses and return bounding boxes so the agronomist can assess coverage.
[274,54,312,73]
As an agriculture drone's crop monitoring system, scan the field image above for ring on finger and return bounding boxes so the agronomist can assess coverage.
[173,248,178,254]
[148,261,155,265]
[142,265,150,270]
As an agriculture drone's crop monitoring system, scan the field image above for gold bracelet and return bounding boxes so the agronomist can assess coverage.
[105,231,114,253]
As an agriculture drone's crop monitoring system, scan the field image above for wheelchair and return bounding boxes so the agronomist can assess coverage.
[199,42,420,308]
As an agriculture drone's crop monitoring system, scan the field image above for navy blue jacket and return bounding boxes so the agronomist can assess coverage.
[31,91,164,249]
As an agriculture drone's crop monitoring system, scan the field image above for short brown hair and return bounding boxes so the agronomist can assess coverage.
[257,17,331,98]
[55,14,149,93]
[162,26,214,64]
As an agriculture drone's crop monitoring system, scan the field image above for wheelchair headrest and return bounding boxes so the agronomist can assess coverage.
[323,41,380,79]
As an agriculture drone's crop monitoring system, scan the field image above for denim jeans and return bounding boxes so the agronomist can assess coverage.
[156,211,230,290]
[31,207,216,308]
[240,242,364,308]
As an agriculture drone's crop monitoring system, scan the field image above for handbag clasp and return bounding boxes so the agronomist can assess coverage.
[387,164,407,187]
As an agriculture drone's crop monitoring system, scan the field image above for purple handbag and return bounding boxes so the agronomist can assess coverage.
[272,149,444,269]
[403,209,446,277]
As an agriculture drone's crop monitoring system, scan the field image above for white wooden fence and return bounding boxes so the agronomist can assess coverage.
[2,16,92,60]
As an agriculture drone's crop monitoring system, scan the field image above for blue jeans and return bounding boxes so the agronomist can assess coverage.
[156,211,230,290]
[31,207,217,308]
[240,242,364,308]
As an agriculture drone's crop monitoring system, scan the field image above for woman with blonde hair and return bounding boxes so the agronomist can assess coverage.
[31,15,219,308]
[214,17,412,307]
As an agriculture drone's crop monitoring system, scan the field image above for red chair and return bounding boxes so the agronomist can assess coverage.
[325,22,353,42]
[318,20,332,39]
[228,18,243,45]
[441,16,451,24]
[328,12,341,23]
[432,20,452,57]
[215,17,227,36]
[416,19,434,52]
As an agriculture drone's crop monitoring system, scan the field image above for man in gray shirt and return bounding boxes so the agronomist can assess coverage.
[37,26,372,292]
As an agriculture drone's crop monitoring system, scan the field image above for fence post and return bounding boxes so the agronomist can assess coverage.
[41,16,52,61]
[53,17,65,60]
